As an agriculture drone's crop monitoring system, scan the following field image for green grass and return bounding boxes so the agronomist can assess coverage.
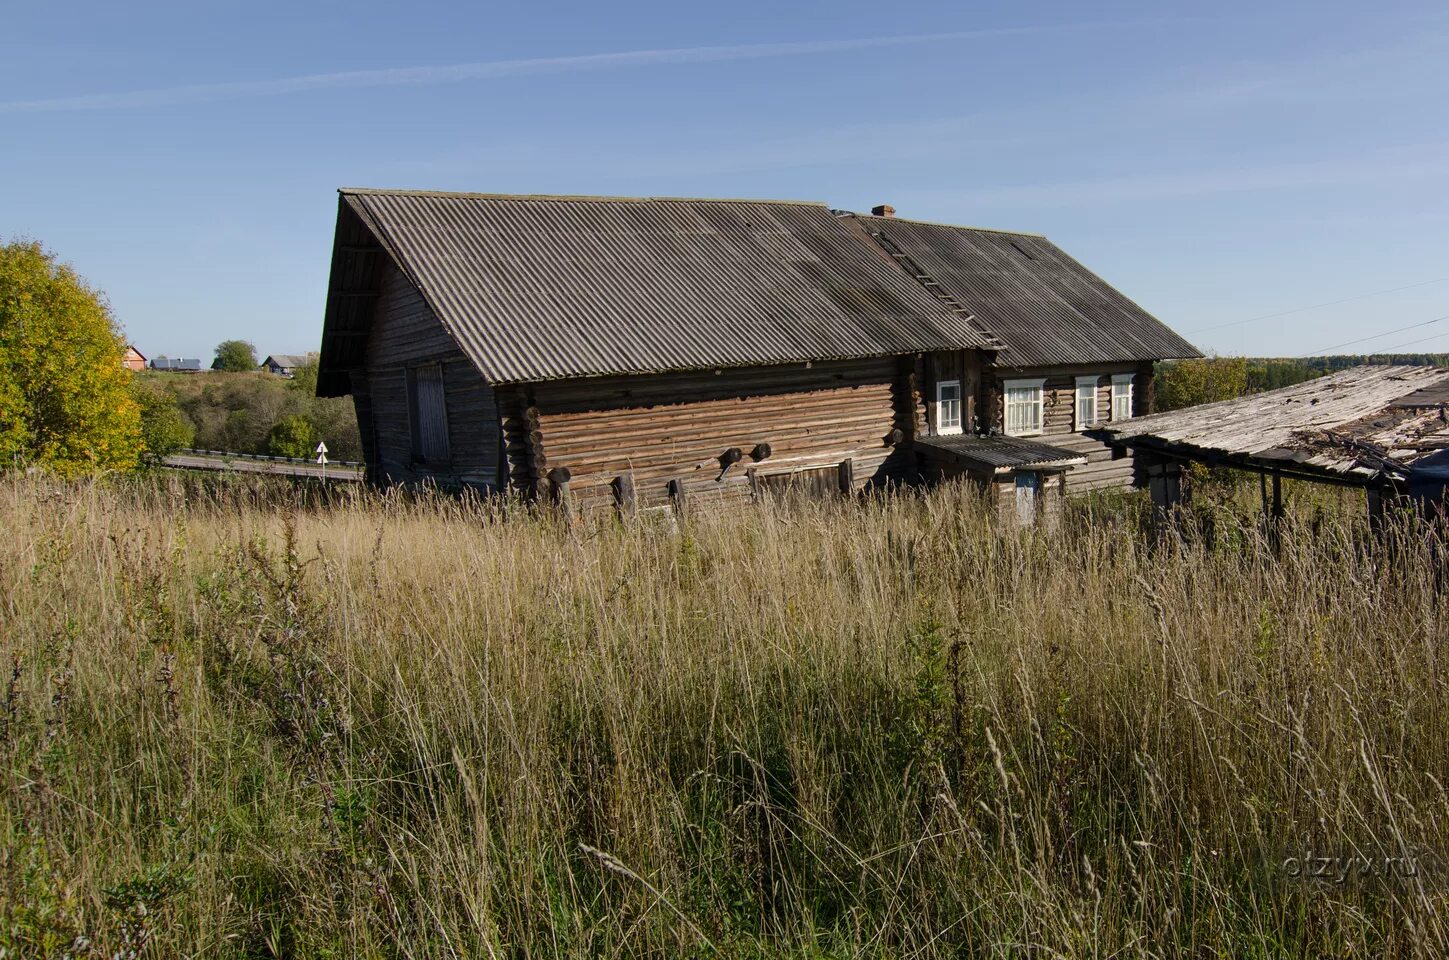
[0,472,1446,957]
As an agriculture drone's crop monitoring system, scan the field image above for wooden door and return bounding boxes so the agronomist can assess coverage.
[1015,471,1040,525]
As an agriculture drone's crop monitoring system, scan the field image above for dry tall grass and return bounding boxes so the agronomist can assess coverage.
[1,472,1446,957]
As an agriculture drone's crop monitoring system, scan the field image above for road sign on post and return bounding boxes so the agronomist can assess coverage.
[316,441,329,484]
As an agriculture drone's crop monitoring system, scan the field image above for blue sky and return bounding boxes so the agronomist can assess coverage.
[3,0,1448,360]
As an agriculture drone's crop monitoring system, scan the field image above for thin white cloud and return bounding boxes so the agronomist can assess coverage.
[0,20,1190,115]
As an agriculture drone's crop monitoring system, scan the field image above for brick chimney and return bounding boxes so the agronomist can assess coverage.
[871,203,895,217]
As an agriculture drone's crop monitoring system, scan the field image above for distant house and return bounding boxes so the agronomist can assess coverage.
[260,354,309,377]
[122,345,147,372]
[315,189,1200,519]
[151,357,204,372]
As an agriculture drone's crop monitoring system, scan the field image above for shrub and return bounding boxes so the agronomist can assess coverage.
[267,414,317,459]
[131,379,194,458]
[1154,356,1248,411]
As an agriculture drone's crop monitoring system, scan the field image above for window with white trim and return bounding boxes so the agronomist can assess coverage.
[1003,378,1045,436]
[935,379,962,435]
[1075,376,1099,430]
[1111,374,1134,421]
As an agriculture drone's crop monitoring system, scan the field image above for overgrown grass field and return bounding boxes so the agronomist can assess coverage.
[1,473,1446,957]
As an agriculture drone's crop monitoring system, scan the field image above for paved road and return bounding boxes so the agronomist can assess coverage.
[162,452,364,481]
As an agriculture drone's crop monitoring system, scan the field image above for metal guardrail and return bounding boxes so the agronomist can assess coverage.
[175,448,365,468]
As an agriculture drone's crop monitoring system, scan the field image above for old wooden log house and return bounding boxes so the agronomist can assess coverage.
[315,189,1201,520]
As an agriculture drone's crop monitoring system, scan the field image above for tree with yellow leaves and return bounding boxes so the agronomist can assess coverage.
[1153,356,1249,413]
[0,240,141,475]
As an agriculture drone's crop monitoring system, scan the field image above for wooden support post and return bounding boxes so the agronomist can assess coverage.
[611,473,636,518]
[547,466,572,524]
[837,458,854,496]
[1264,470,1284,555]
[668,478,688,519]
[1144,455,1184,539]
[1366,486,1387,536]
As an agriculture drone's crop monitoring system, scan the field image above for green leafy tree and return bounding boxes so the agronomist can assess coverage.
[131,378,194,458]
[289,356,320,395]
[212,339,257,372]
[0,240,141,475]
[267,414,318,459]
[1154,357,1249,412]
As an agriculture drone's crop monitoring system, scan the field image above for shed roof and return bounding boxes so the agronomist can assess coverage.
[1097,364,1449,484]
[915,434,1088,473]
[152,357,202,371]
[327,189,1000,386]
[854,214,1201,369]
[263,354,309,369]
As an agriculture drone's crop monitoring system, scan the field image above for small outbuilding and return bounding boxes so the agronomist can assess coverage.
[122,345,147,372]
[1096,364,1449,523]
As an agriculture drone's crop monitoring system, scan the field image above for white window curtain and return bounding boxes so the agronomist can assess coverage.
[1075,376,1099,429]
[936,379,962,435]
[1003,379,1045,436]
[1112,375,1134,421]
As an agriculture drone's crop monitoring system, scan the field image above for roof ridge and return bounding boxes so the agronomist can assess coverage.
[340,187,828,207]
[854,212,1048,239]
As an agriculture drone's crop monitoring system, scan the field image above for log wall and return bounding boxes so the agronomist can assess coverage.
[513,357,915,509]
[362,264,502,488]
[989,363,1153,493]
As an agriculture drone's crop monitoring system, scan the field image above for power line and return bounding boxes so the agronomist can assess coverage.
[1371,328,1449,355]
[1299,313,1449,357]
[1186,275,1449,335]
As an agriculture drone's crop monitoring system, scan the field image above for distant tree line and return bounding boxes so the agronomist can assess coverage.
[137,358,362,461]
[1154,353,1449,412]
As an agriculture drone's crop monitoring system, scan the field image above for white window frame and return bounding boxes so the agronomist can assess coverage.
[1111,374,1135,421]
[1003,378,1046,437]
[1075,376,1099,430]
[935,379,963,436]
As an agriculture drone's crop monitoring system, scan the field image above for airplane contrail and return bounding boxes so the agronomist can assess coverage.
[0,21,1187,114]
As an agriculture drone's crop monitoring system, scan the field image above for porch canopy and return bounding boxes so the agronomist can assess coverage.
[915,434,1088,475]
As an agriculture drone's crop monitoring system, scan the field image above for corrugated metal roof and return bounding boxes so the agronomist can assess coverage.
[916,434,1089,472]
[337,189,1000,384]
[855,214,1201,368]
[151,357,202,371]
